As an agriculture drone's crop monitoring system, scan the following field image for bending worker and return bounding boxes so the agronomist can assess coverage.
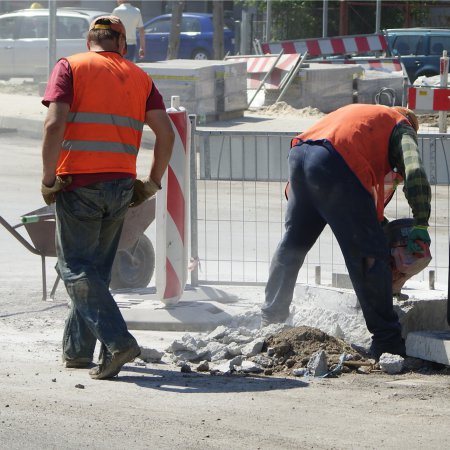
[40,16,174,379]
[261,104,431,359]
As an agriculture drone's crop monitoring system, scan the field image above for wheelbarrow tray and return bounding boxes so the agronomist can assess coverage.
[17,198,155,256]
[0,198,156,300]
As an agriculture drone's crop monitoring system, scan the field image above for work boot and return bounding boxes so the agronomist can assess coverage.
[370,339,406,361]
[89,343,141,380]
[63,357,93,369]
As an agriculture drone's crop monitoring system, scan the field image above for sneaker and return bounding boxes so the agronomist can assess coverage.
[63,357,92,369]
[89,344,141,380]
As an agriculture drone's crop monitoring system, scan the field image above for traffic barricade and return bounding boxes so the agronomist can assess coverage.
[155,96,190,305]
[261,33,387,57]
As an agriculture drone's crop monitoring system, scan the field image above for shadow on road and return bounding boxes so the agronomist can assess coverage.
[116,365,308,393]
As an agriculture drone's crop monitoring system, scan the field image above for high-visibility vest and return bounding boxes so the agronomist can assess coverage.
[56,51,152,177]
[291,104,407,221]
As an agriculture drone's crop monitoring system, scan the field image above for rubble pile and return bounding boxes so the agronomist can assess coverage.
[162,324,375,377]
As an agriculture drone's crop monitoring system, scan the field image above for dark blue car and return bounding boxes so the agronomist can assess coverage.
[385,28,450,83]
[140,12,235,62]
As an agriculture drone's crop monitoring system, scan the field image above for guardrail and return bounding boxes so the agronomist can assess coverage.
[190,128,450,288]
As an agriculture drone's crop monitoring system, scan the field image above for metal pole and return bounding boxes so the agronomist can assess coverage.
[266,0,272,42]
[322,0,328,38]
[439,50,448,134]
[48,0,57,80]
[375,0,381,34]
[240,7,250,55]
[189,114,199,287]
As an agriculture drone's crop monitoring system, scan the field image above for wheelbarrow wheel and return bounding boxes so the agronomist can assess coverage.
[110,234,155,290]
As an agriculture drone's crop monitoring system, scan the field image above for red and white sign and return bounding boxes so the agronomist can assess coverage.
[226,54,301,89]
[408,87,450,111]
[156,97,190,305]
[261,33,387,57]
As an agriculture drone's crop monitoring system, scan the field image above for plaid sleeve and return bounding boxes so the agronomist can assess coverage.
[389,125,431,227]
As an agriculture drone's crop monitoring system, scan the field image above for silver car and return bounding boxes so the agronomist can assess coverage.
[0,7,109,80]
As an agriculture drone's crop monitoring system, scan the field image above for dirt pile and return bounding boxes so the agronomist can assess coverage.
[260,326,365,375]
[249,101,325,118]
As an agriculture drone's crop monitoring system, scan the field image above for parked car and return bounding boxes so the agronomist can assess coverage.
[140,12,235,62]
[385,28,450,83]
[0,7,109,80]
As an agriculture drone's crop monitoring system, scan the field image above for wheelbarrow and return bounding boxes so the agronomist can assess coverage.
[0,198,156,301]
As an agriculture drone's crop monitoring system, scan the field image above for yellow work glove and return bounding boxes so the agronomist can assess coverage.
[130,177,161,208]
[41,176,72,205]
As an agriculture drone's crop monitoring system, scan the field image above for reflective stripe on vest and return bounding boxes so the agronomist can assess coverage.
[56,52,152,176]
[67,111,145,131]
[61,139,138,155]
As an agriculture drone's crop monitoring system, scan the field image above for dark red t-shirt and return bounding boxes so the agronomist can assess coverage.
[42,56,166,189]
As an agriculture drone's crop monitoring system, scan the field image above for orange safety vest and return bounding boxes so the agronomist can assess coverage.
[56,51,152,177]
[291,104,407,221]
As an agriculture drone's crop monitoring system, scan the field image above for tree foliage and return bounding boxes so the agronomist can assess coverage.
[241,0,436,41]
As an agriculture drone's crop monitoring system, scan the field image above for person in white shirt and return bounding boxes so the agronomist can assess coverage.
[112,1,145,61]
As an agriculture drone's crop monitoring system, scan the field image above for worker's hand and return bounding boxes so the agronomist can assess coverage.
[407,225,431,253]
[41,176,72,205]
[139,47,145,59]
[130,177,161,208]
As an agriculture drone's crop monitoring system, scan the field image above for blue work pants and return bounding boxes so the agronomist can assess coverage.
[56,178,138,361]
[263,142,403,349]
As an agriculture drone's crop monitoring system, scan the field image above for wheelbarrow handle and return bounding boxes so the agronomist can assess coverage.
[0,215,41,255]
[21,213,55,224]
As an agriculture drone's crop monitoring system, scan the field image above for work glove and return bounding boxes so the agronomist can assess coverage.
[407,225,431,253]
[130,177,161,208]
[41,176,72,205]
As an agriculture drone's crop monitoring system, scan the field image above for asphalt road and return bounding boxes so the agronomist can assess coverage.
[1,132,450,450]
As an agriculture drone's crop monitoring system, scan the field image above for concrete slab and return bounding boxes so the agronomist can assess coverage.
[114,285,261,332]
[292,282,449,346]
[406,330,450,365]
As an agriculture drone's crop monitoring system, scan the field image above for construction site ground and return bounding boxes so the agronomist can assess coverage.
[1,80,450,449]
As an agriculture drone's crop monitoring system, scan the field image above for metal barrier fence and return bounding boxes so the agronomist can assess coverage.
[191,127,450,289]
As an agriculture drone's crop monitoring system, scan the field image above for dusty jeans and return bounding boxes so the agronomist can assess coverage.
[262,142,403,353]
[56,178,138,361]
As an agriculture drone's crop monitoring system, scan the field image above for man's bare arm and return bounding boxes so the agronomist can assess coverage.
[41,102,70,186]
[145,109,175,186]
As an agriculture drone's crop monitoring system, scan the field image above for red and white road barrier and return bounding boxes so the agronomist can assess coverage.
[155,96,190,305]
[408,87,450,111]
[261,33,387,57]
[226,54,301,89]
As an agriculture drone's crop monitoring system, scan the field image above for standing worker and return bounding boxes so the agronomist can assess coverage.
[40,16,174,379]
[112,0,146,62]
[261,104,431,360]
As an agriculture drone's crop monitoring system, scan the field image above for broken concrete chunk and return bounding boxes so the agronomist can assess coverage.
[379,353,404,374]
[292,367,308,377]
[241,338,265,357]
[139,347,164,363]
[206,325,229,341]
[307,350,328,377]
[236,360,264,374]
[226,341,243,357]
[222,331,254,345]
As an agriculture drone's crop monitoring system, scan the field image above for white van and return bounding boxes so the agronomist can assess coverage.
[0,7,109,80]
